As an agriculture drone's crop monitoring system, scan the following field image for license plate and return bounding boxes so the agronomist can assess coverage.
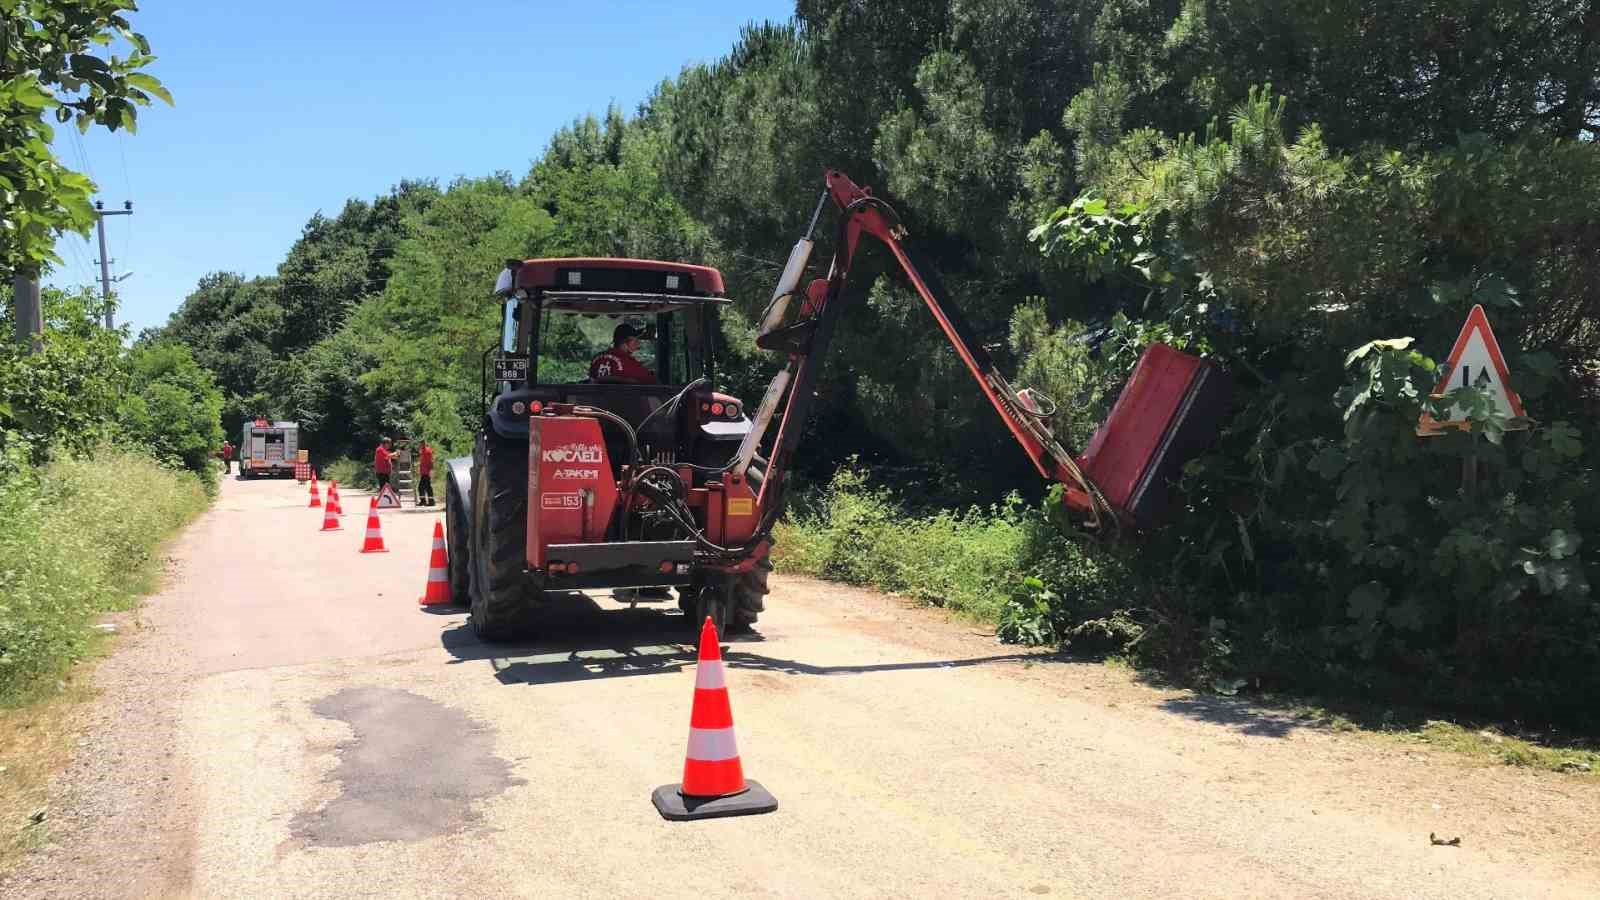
[494,354,529,382]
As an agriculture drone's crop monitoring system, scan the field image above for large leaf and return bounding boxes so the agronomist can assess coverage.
[11,79,58,110]
[125,73,173,105]
[1344,337,1414,369]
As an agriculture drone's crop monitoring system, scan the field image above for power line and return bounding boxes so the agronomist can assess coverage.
[69,126,97,186]
[64,236,96,286]
[117,133,133,271]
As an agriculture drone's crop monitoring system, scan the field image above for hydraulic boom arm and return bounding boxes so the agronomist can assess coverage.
[734,170,1118,535]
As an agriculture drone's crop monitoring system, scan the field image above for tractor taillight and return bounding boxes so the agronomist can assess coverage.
[529,400,544,414]
[658,560,674,574]
[701,402,711,414]
[725,403,739,419]
[512,401,526,415]
[711,402,725,416]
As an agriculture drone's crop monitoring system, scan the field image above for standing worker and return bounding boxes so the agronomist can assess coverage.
[221,439,234,475]
[374,436,397,493]
[415,439,435,507]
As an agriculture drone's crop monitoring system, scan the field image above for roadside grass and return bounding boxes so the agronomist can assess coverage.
[1275,695,1600,777]
[0,447,208,867]
[0,447,207,704]
[772,466,1026,624]
[1400,721,1600,776]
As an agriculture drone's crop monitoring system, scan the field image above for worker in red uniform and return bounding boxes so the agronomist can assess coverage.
[589,323,657,384]
[415,439,435,507]
[374,437,396,492]
[221,440,234,474]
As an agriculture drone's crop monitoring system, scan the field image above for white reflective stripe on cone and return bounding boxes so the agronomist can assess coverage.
[432,539,446,549]
[428,570,448,582]
[685,726,739,762]
[694,660,726,691]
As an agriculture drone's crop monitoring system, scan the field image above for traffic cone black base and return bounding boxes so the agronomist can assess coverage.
[651,780,776,822]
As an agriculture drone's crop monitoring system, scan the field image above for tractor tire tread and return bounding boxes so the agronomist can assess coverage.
[729,550,773,630]
[471,434,535,640]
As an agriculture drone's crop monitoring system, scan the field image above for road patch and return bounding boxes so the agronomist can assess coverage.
[290,687,519,846]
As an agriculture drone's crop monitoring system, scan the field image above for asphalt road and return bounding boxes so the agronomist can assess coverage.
[4,476,1597,899]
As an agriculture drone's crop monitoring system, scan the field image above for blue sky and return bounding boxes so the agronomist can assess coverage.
[47,0,794,334]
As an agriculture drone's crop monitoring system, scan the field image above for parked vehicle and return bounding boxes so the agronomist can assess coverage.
[239,419,300,478]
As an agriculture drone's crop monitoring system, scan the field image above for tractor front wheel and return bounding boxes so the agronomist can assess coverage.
[468,432,535,641]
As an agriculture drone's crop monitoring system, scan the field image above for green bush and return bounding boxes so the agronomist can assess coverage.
[323,457,375,490]
[1022,90,1600,725]
[0,289,124,464]
[0,446,208,703]
[118,342,224,479]
[774,463,1029,623]
[0,289,223,488]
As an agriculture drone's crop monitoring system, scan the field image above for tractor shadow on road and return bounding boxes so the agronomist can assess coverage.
[438,593,1042,688]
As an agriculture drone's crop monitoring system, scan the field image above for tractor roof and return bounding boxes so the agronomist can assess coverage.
[495,257,728,315]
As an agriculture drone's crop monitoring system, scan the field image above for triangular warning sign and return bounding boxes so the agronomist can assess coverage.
[1417,304,1528,435]
[376,484,403,508]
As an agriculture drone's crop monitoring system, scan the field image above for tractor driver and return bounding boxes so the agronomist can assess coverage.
[588,323,657,385]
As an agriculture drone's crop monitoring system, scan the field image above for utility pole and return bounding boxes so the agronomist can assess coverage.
[12,268,43,353]
[93,199,133,329]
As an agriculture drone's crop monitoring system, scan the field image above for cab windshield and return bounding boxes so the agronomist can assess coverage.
[526,306,713,386]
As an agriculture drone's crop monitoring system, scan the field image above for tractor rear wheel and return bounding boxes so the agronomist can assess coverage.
[469,432,535,641]
[444,474,471,607]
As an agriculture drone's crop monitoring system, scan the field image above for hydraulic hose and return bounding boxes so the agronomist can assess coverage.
[573,405,640,466]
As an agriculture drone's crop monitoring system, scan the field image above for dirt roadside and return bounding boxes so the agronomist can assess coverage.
[3,476,1596,899]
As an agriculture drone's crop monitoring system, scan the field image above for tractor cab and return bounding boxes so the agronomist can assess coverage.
[484,258,747,475]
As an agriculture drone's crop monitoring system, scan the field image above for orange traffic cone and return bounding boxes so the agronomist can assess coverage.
[319,500,341,532]
[418,521,452,606]
[652,616,777,820]
[359,497,388,553]
[308,475,321,508]
[327,481,342,516]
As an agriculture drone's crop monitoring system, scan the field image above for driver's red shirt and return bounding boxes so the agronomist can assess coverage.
[588,348,657,384]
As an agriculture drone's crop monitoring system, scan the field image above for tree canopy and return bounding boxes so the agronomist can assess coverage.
[0,0,170,278]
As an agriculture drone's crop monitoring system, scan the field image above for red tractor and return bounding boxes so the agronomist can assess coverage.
[446,170,1230,641]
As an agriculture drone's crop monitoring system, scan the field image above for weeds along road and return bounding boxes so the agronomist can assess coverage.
[4,476,1598,899]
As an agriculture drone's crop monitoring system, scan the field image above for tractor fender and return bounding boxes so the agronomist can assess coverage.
[485,390,536,442]
[445,456,474,523]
